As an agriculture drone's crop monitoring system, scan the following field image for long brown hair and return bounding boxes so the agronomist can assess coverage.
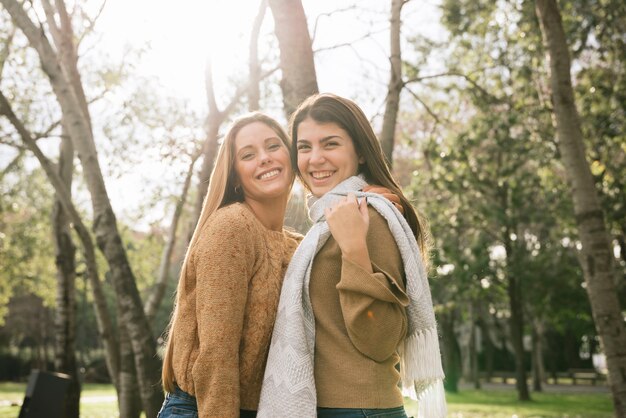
[161,112,291,393]
[289,93,431,266]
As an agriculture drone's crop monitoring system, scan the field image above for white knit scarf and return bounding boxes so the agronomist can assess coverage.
[258,176,446,418]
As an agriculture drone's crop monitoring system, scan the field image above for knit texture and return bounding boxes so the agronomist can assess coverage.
[171,203,301,418]
[258,176,446,418]
[311,208,409,407]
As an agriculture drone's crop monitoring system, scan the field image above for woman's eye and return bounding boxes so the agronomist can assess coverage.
[325,141,339,148]
[297,144,310,151]
[241,153,254,160]
[268,143,281,151]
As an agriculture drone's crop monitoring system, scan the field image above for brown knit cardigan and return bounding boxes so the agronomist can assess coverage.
[310,208,409,408]
[170,203,301,417]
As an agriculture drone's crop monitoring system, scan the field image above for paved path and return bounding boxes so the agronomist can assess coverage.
[460,381,610,394]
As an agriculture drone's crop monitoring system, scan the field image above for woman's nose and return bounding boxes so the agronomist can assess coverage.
[309,148,325,165]
[259,150,272,165]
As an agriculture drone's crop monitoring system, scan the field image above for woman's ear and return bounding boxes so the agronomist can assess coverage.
[358,155,365,164]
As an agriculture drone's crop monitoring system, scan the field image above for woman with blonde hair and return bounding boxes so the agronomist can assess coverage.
[259,94,446,418]
[158,112,301,418]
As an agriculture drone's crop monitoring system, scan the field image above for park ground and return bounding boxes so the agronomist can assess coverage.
[0,381,614,417]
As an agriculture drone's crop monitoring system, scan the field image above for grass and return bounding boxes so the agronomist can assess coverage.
[0,382,614,417]
[405,389,614,418]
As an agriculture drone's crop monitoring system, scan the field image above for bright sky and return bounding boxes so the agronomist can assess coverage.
[96,0,445,118]
[90,0,446,225]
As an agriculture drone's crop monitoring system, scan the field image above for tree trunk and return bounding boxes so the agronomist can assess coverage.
[52,129,80,418]
[268,0,318,117]
[535,0,626,414]
[193,115,221,229]
[531,320,545,392]
[439,309,461,392]
[248,0,267,111]
[0,90,121,389]
[1,2,164,415]
[380,0,405,167]
[504,233,531,401]
[118,310,142,418]
[469,304,481,389]
[192,61,248,228]
[477,313,495,381]
[144,153,198,322]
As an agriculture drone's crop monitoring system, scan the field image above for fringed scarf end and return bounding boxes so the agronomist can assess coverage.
[399,325,445,383]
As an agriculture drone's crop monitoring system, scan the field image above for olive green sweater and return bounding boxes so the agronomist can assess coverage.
[310,208,409,408]
[171,203,301,417]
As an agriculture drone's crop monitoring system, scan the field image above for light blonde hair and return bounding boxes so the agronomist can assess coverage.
[161,112,291,393]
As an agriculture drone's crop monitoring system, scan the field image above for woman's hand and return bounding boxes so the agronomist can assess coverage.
[325,193,373,273]
[362,185,404,214]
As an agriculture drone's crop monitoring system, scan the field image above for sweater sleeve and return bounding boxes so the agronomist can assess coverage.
[190,208,257,418]
[335,208,409,363]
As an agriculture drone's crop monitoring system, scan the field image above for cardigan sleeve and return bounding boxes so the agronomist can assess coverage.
[335,208,409,363]
[190,208,257,418]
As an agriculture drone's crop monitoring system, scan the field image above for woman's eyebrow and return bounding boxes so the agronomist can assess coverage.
[297,135,342,143]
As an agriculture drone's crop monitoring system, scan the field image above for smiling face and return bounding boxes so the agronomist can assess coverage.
[296,117,364,197]
[234,121,293,203]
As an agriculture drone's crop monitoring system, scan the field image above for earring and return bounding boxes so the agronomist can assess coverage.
[234,185,241,194]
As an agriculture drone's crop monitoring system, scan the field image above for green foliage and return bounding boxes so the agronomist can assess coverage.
[0,168,57,324]
[397,0,607,379]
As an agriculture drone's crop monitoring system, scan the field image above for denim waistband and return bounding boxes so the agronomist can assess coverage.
[168,385,196,403]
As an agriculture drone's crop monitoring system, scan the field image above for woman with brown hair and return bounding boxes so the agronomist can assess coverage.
[259,94,446,418]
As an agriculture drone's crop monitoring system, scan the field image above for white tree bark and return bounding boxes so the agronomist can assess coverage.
[248,0,267,111]
[0,1,163,415]
[52,128,80,418]
[535,0,626,415]
[0,90,121,390]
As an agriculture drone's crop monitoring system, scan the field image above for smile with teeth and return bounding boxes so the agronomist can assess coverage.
[258,169,280,180]
[311,171,334,180]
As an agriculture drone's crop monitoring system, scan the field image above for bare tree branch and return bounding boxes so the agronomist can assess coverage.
[0,25,16,79]
[33,118,62,139]
[204,59,219,118]
[313,29,384,53]
[311,4,358,43]
[404,71,503,103]
[76,0,107,47]
[41,0,63,48]
[144,148,201,321]
[404,85,443,125]
[0,137,27,149]
[0,148,24,181]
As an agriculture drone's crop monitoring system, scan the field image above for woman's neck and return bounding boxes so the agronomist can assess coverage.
[243,196,288,232]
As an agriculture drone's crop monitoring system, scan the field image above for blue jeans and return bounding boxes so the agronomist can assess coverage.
[157,387,198,418]
[157,386,257,418]
[317,406,408,418]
